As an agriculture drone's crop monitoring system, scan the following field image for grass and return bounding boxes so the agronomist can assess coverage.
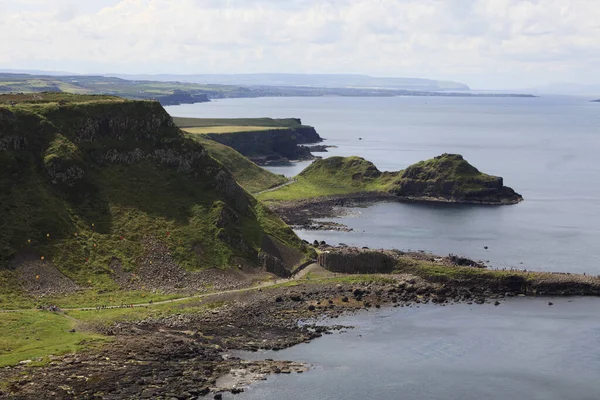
[173,117,302,129]
[258,156,397,201]
[258,153,516,203]
[0,297,228,368]
[188,135,288,194]
[0,311,107,367]
[183,126,283,134]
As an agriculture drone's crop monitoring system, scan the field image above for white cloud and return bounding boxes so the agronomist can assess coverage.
[0,0,599,88]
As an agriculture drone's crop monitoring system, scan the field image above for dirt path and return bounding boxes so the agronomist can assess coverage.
[253,179,296,195]
[0,263,321,314]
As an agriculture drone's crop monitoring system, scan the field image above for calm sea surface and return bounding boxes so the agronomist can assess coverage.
[166,97,600,400]
[232,298,600,400]
[167,96,600,274]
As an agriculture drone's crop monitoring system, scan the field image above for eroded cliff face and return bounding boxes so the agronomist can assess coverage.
[204,125,322,165]
[0,98,304,286]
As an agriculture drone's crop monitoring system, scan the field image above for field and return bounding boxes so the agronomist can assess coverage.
[183,126,282,134]
[172,117,302,129]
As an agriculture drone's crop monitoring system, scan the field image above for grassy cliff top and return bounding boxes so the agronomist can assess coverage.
[182,126,285,135]
[400,153,496,182]
[0,92,123,106]
[173,117,303,129]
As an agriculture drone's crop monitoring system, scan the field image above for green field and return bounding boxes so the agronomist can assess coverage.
[173,117,302,129]
[0,311,107,368]
[183,126,283,134]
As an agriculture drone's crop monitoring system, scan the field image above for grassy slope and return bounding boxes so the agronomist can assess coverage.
[0,93,304,307]
[258,156,397,201]
[258,154,514,202]
[187,135,287,193]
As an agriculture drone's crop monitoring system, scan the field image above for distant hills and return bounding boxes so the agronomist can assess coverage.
[106,73,471,92]
[0,71,536,103]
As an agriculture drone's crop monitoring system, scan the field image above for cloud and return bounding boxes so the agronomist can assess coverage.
[0,0,599,88]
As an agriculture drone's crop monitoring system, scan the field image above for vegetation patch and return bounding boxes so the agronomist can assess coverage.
[0,311,107,367]
[258,154,522,204]
[0,94,307,308]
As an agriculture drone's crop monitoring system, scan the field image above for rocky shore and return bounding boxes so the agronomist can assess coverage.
[3,254,600,400]
[266,192,397,230]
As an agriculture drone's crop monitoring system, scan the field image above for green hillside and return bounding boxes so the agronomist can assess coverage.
[258,154,522,204]
[0,93,305,307]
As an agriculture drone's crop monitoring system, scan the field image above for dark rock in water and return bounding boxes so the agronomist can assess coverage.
[548,302,554,306]
[494,301,501,306]
[214,394,223,400]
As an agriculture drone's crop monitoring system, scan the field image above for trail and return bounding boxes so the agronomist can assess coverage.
[253,179,296,196]
[0,263,323,314]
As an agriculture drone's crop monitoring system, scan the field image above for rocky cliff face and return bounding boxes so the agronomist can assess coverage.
[0,95,305,287]
[204,125,322,165]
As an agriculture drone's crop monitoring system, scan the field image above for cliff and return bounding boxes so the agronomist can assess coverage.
[0,93,306,297]
[187,135,288,193]
[258,154,522,205]
[157,90,209,106]
[174,117,323,165]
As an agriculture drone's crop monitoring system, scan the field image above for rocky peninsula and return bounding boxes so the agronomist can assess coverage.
[258,154,522,230]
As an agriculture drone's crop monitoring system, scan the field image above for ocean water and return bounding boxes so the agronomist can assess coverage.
[166,96,600,274]
[167,97,600,400]
[231,297,600,400]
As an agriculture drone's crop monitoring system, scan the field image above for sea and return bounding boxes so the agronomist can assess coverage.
[165,96,600,400]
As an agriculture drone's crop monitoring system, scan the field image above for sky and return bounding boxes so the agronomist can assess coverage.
[1,0,599,90]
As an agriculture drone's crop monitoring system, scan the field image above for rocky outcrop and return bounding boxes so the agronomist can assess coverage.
[390,154,522,204]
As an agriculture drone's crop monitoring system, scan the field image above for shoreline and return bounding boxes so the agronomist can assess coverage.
[3,257,600,398]
[266,191,521,231]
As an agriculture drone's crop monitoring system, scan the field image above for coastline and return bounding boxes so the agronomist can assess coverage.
[265,191,521,231]
[3,254,600,398]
